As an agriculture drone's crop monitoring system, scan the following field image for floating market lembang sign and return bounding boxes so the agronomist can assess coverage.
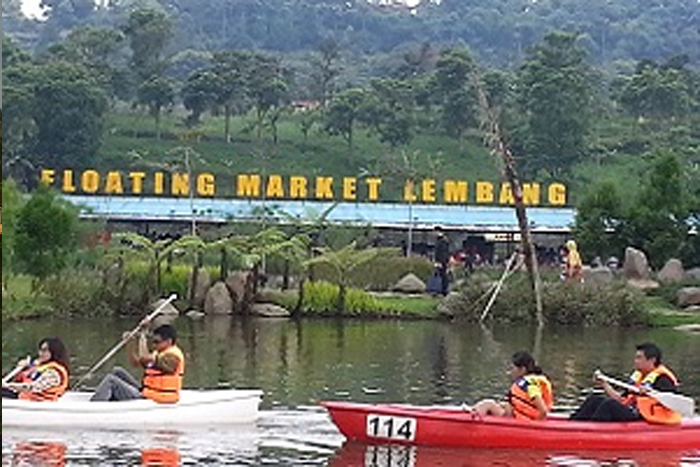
[39,169,568,206]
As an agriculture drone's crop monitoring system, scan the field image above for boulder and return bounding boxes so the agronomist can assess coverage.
[436,291,463,318]
[149,297,181,326]
[392,273,427,294]
[605,256,621,269]
[151,297,180,316]
[185,309,205,320]
[677,287,700,308]
[225,270,253,313]
[686,268,700,282]
[623,247,652,281]
[256,287,281,304]
[187,267,211,309]
[657,259,685,284]
[204,281,234,315]
[674,324,700,334]
[626,279,660,290]
[583,266,614,286]
[250,303,291,318]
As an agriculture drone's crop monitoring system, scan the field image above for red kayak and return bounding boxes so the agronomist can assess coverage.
[321,401,700,451]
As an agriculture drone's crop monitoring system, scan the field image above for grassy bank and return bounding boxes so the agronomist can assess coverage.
[2,276,53,320]
[100,111,499,196]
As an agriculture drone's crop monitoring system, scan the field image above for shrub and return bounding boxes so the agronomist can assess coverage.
[42,270,112,316]
[160,264,191,299]
[297,281,381,315]
[302,281,340,314]
[313,255,434,290]
[441,275,648,326]
[345,288,381,315]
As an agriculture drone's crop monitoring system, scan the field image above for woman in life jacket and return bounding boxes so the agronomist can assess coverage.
[570,342,681,424]
[562,240,583,283]
[474,351,554,420]
[2,337,70,401]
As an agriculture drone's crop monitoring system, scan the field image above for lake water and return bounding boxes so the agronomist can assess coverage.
[2,316,700,466]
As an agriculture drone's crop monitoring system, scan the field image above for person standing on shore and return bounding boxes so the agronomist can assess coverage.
[433,226,451,295]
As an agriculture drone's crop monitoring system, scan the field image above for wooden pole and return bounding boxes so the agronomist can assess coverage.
[470,71,545,328]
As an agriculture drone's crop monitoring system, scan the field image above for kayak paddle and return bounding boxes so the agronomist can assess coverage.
[2,355,32,385]
[595,370,696,418]
[72,294,178,389]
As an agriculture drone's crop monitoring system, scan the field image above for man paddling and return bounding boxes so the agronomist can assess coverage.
[570,342,681,424]
[90,323,185,403]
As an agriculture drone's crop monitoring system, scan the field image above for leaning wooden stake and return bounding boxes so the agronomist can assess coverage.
[470,71,545,328]
[480,252,519,322]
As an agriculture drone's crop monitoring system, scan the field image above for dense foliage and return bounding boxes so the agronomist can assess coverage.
[574,152,699,268]
[4,0,698,67]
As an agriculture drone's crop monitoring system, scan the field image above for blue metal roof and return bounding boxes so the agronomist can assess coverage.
[65,195,576,232]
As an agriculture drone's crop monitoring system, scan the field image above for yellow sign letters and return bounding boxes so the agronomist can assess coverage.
[39,169,568,206]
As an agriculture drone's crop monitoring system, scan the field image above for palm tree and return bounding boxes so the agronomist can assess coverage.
[221,227,308,313]
[304,242,396,314]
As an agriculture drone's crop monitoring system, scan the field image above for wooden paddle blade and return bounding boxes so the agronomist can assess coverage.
[653,391,696,418]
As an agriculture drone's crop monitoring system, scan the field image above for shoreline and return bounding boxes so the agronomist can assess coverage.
[3,289,698,328]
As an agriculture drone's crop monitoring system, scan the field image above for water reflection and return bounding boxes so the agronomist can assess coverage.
[140,447,180,466]
[330,443,700,467]
[7,441,67,467]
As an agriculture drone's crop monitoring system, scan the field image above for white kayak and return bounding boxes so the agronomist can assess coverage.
[2,389,264,429]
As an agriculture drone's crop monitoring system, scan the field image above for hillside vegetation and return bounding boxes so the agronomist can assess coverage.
[2,4,699,269]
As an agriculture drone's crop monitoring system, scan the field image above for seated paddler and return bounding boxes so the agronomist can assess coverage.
[473,351,554,420]
[570,342,681,424]
[90,323,185,403]
[2,337,70,401]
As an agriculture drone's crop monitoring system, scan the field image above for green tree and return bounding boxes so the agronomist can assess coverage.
[324,87,367,155]
[573,182,626,262]
[617,59,693,121]
[137,76,175,140]
[2,35,30,69]
[211,51,251,143]
[2,178,25,290]
[575,153,695,269]
[14,186,79,288]
[246,53,290,144]
[517,32,594,177]
[620,153,693,268]
[122,8,172,84]
[4,60,108,169]
[309,37,342,107]
[182,70,220,127]
[431,47,478,145]
[1,75,37,183]
[47,27,125,98]
[362,78,415,148]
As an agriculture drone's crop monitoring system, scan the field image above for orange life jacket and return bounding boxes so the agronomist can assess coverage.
[624,365,682,425]
[142,345,185,404]
[508,374,554,420]
[18,361,69,402]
